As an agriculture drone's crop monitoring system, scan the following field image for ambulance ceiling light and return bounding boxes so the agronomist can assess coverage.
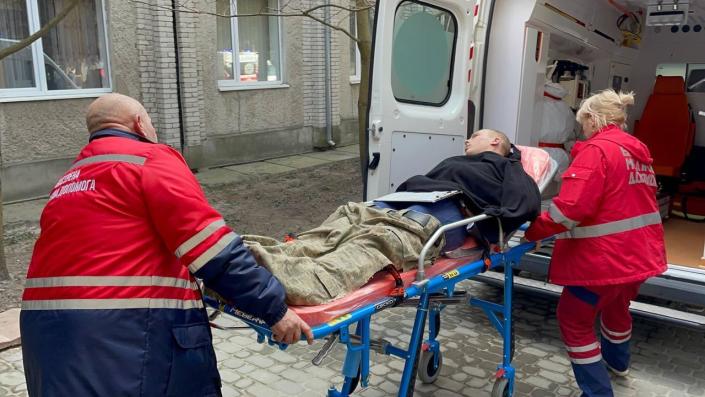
[646,0,689,26]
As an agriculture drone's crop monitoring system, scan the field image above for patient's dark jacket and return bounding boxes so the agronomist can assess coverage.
[396,147,541,243]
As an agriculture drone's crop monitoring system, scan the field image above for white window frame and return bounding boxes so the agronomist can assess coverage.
[217,0,287,91]
[350,12,361,84]
[686,63,705,92]
[0,0,112,103]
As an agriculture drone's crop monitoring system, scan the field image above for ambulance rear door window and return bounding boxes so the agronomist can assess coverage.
[391,1,457,106]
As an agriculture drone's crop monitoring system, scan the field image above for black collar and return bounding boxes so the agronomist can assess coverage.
[89,128,151,143]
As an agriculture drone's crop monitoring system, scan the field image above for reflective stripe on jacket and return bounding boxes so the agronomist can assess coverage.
[525,125,667,285]
[20,130,286,397]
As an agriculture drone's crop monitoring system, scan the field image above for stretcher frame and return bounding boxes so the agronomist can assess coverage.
[204,232,547,397]
[204,154,558,397]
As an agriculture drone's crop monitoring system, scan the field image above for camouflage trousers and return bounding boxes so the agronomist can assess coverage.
[243,202,443,305]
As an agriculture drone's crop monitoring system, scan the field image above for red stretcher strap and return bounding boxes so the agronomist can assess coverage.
[383,264,405,298]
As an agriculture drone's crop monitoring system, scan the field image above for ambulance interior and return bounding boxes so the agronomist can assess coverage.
[478,0,705,315]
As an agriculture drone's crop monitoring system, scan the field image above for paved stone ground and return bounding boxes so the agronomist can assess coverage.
[2,280,704,397]
[1,144,704,396]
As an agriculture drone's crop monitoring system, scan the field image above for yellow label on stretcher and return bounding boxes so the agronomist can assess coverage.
[327,313,352,327]
[442,269,460,280]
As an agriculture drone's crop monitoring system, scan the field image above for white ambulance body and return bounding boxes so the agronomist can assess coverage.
[366,0,705,328]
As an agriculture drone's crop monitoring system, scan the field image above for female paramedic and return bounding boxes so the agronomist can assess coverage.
[525,89,666,397]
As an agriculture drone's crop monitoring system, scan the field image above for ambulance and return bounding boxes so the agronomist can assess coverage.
[364,0,705,328]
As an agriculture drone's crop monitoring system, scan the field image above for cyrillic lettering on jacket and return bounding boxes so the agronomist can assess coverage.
[620,147,656,187]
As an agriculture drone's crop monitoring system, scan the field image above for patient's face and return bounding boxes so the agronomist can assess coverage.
[464,131,494,156]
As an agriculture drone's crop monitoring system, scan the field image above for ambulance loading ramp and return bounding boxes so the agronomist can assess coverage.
[469,231,705,331]
[516,241,705,308]
[474,271,705,332]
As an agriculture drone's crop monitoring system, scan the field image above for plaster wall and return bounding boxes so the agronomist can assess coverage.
[199,3,307,167]
[0,0,141,201]
[0,0,360,201]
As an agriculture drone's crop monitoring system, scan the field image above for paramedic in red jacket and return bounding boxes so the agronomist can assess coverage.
[20,93,313,397]
[525,89,666,397]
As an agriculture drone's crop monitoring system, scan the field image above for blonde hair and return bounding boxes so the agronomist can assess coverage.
[576,89,635,131]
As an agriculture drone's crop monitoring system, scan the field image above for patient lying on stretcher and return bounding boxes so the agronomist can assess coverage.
[242,129,541,306]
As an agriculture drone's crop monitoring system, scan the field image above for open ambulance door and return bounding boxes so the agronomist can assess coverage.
[364,0,475,200]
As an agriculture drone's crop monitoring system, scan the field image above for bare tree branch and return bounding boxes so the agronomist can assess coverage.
[279,0,296,12]
[0,0,80,61]
[127,0,373,42]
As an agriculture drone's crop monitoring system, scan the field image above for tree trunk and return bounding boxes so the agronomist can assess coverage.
[355,1,373,180]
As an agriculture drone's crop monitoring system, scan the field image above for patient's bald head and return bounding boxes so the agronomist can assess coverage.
[464,129,511,157]
[86,93,157,143]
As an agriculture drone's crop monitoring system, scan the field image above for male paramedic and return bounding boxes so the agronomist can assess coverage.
[525,89,666,397]
[19,93,313,397]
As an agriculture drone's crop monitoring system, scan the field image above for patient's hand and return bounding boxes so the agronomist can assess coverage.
[271,309,314,345]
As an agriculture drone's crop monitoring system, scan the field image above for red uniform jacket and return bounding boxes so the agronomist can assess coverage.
[525,125,667,286]
[20,129,286,397]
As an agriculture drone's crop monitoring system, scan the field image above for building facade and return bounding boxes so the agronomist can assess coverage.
[0,0,361,202]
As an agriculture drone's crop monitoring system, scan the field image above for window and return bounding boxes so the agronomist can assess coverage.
[349,8,373,84]
[216,0,283,88]
[654,63,705,93]
[349,11,360,83]
[0,0,111,100]
[686,64,705,93]
[655,63,686,78]
[391,1,457,106]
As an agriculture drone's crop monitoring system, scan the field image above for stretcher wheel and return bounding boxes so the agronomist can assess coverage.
[417,349,443,384]
[491,377,510,397]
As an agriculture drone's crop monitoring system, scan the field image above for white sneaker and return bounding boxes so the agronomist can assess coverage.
[605,361,629,377]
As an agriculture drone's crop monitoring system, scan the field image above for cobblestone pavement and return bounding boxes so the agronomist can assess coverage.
[2,281,704,397]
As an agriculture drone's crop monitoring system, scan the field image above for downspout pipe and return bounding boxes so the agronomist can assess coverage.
[171,0,186,152]
[323,0,335,147]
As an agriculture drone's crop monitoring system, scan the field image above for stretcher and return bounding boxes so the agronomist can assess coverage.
[204,146,558,397]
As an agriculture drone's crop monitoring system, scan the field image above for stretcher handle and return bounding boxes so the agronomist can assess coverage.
[417,213,492,282]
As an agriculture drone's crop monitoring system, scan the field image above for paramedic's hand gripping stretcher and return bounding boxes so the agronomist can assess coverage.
[204,146,558,397]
